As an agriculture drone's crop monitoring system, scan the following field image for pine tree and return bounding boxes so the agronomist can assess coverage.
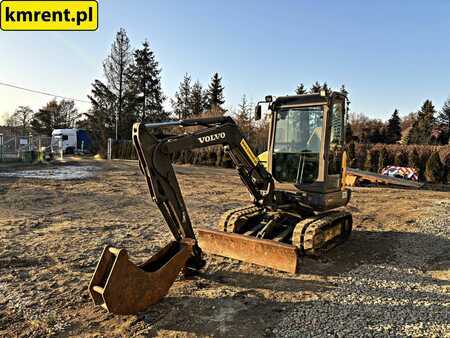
[438,96,450,127]
[386,109,401,144]
[235,95,253,138]
[310,81,322,94]
[127,41,166,123]
[82,29,133,146]
[103,28,133,139]
[84,80,117,152]
[190,81,207,116]
[205,73,225,112]
[322,82,331,95]
[309,82,332,94]
[437,96,450,144]
[295,83,307,95]
[171,74,192,119]
[409,100,436,144]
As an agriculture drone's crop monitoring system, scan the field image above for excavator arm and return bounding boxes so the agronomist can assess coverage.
[89,116,277,314]
[132,116,274,268]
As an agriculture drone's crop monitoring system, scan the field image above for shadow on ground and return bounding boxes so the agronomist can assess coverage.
[299,229,450,276]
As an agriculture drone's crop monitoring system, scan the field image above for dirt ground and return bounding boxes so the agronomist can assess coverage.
[0,159,449,337]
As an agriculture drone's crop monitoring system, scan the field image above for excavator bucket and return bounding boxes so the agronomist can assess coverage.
[197,228,298,273]
[89,239,194,315]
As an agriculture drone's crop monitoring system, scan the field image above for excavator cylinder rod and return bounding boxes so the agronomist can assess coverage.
[89,239,194,315]
[197,228,298,273]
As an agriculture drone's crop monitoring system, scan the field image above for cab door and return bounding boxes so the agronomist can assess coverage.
[326,99,346,190]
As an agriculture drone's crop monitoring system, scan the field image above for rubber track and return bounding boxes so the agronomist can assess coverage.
[218,205,263,232]
[298,211,352,255]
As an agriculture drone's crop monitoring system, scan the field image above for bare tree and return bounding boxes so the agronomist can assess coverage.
[2,112,19,127]
[5,106,34,134]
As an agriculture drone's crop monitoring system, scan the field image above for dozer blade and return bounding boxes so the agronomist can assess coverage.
[197,228,298,273]
[89,239,194,315]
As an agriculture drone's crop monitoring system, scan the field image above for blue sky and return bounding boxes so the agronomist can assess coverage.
[1,0,449,123]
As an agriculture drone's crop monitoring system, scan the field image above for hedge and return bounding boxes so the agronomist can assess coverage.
[349,143,449,183]
[112,141,233,168]
[112,141,450,183]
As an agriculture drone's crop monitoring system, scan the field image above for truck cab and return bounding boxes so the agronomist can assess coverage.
[51,128,92,154]
[52,129,77,154]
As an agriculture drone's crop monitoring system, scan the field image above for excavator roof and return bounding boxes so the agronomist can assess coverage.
[272,92,346,108]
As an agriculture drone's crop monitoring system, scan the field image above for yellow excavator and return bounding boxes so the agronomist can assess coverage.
[89,91,352,314]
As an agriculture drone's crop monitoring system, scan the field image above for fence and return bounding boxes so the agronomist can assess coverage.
[0,134,52,162]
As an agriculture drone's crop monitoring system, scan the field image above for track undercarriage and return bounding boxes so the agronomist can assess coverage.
[197,205,352,273]
[220,205,352,255]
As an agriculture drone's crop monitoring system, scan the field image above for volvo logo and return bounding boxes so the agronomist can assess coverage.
[198,132,226,144]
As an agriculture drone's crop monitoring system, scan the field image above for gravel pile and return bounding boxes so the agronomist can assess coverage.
[276,200,450,337]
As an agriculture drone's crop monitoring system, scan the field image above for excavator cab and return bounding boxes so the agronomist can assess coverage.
[256,91,350,210]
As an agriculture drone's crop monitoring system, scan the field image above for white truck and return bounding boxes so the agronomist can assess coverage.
[51,128,92,154]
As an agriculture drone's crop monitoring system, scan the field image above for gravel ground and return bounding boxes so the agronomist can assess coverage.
[1,161,449,337]
[276,200,450,337]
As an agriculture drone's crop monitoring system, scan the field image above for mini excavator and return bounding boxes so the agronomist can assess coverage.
[89,91,352,314]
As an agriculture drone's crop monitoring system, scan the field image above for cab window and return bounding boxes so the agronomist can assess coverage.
[272,106,323,184]
[328,101,345,175]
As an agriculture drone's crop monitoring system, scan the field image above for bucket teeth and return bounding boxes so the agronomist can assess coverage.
[89,239,194,315]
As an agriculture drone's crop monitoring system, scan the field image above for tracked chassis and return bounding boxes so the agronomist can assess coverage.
[197,205,352,273]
